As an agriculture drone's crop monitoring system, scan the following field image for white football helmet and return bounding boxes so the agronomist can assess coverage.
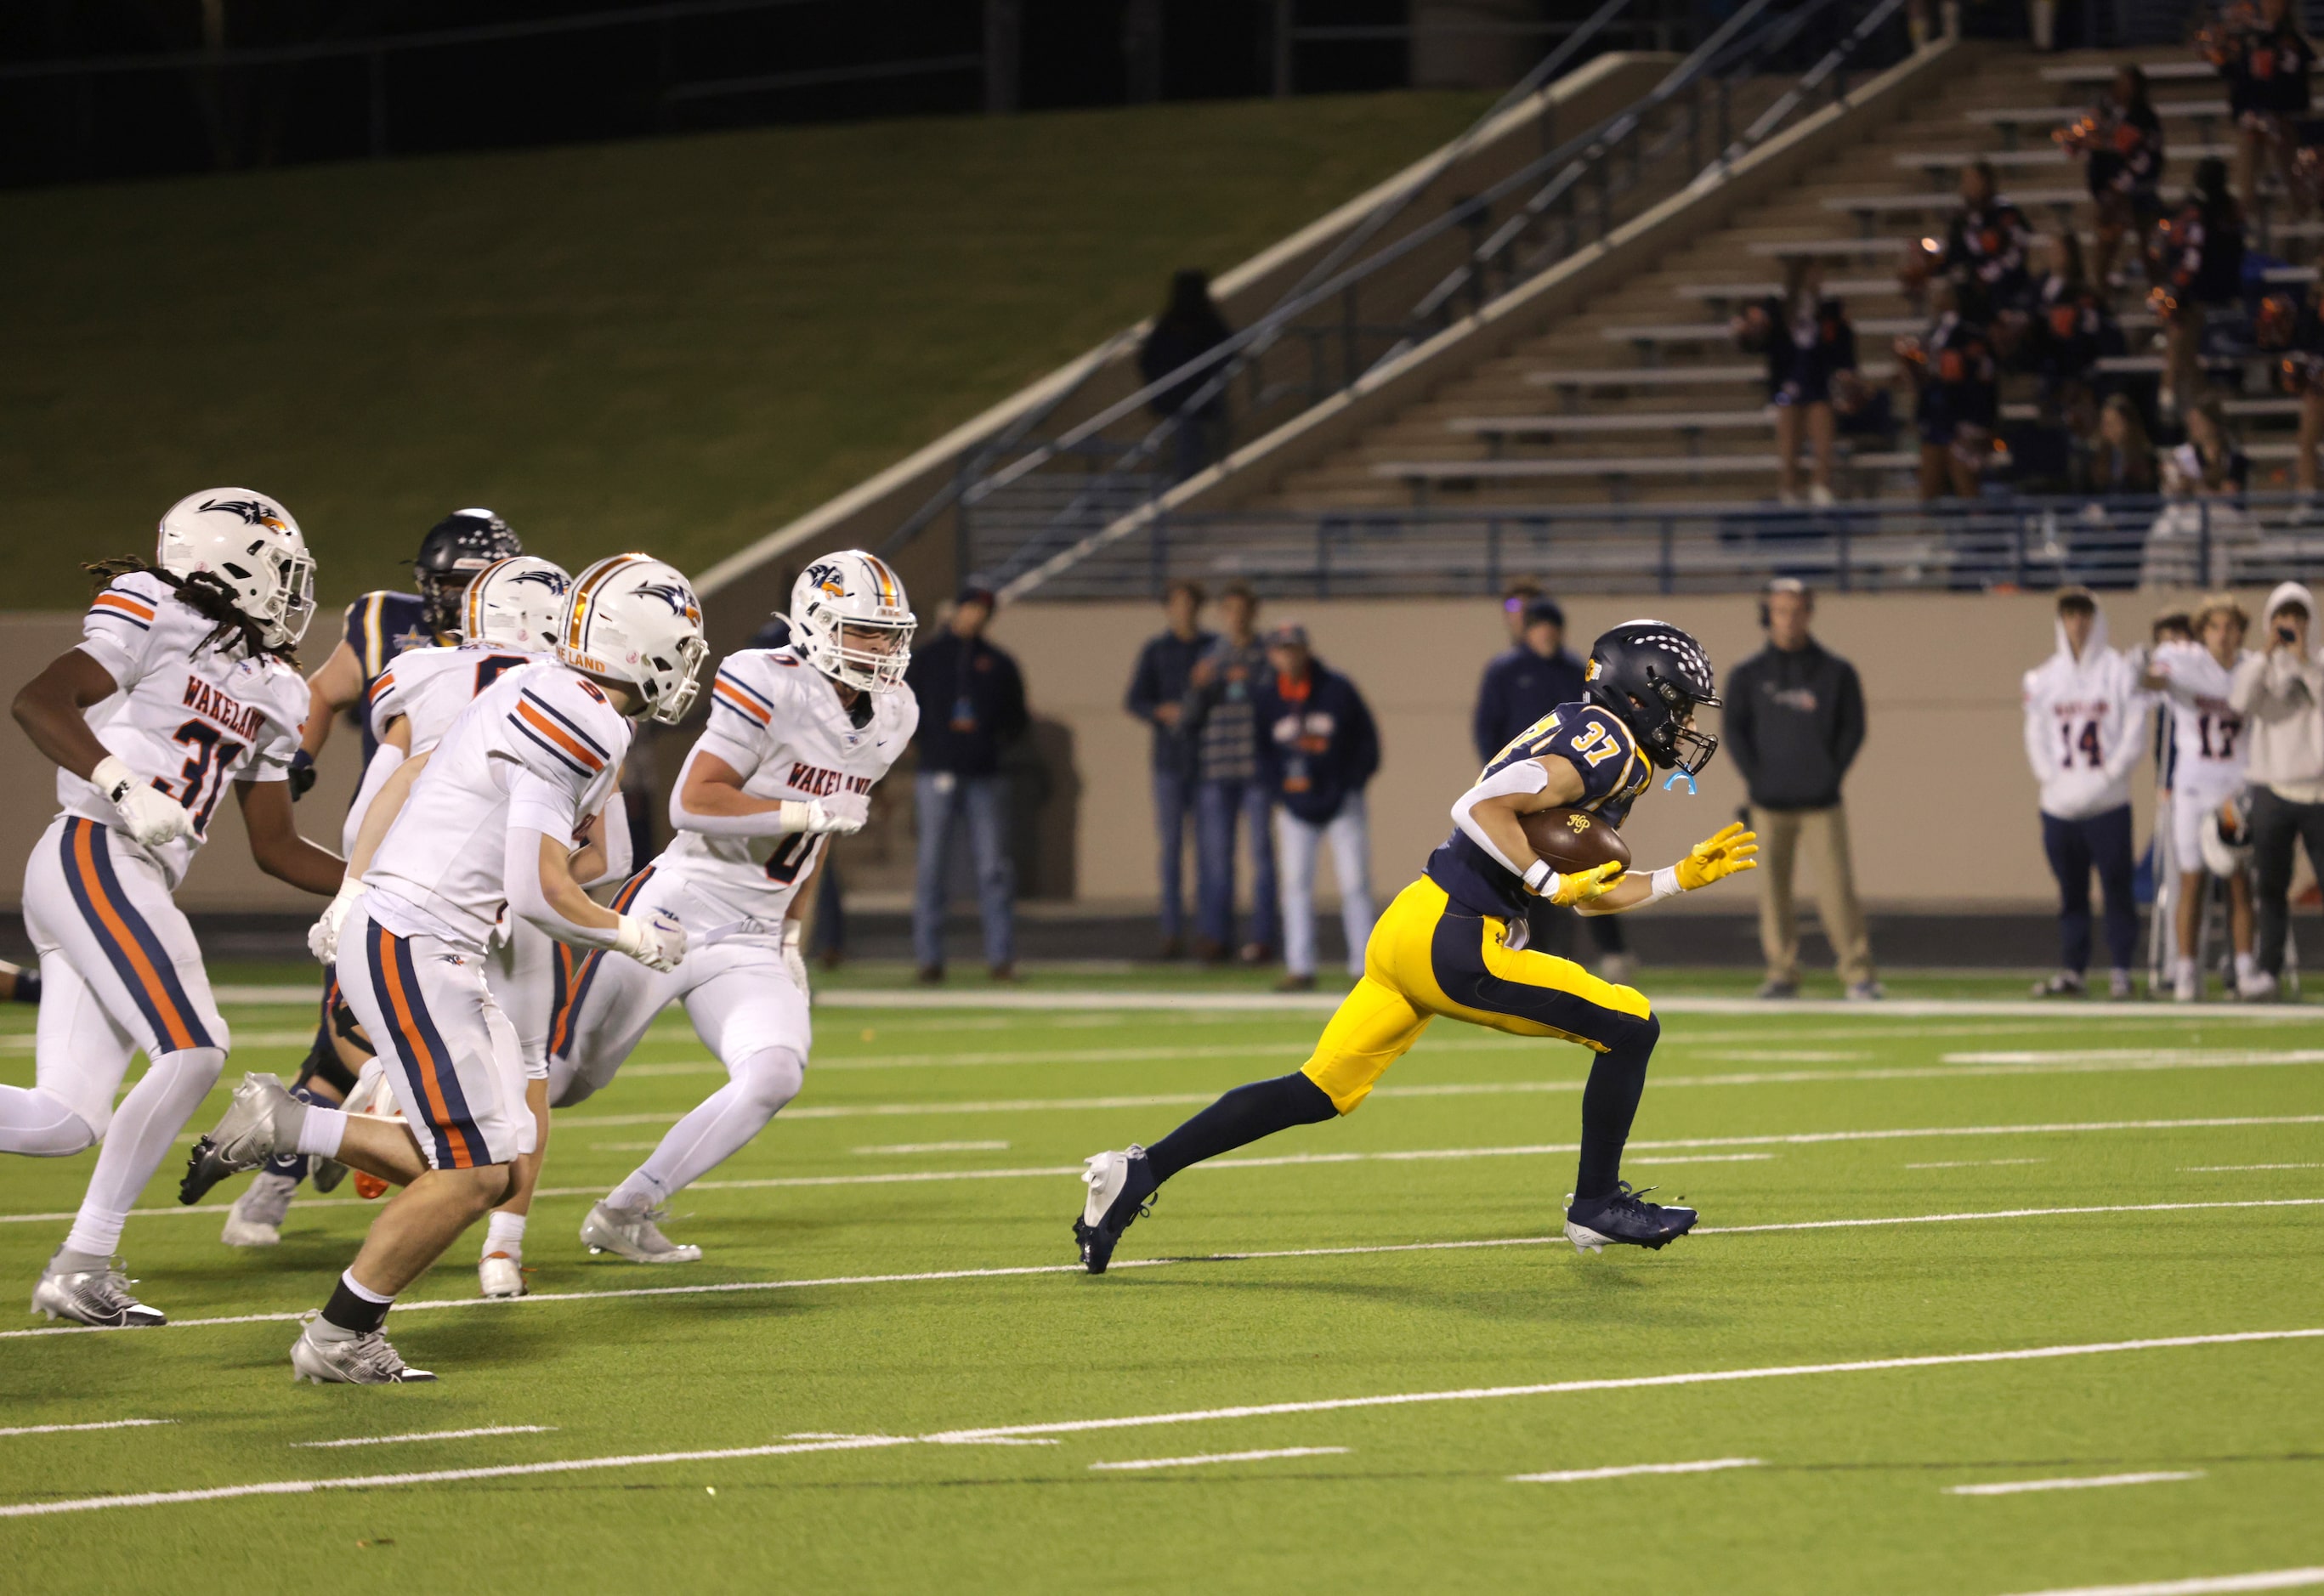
[556,553,706,724]
[463,556,570,653]
[790,549,915,693]
[156,488,317,649]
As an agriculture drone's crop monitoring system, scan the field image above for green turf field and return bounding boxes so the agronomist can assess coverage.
[0,91,1487,612]
[1,975,2320,1593]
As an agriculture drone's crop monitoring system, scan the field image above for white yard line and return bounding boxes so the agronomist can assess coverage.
[1509,1457,1761,1483]
[1998,1570,2324,1596]
[2185,1163,2324,1172]
[1947,1470,2202,1497]
[1947,1050,2324,1066]
[1090,1446,1349,1471]
[4,1328,2312,1519]
[1905,1159,2048,1169]
[0,1418,173,1438]
[853,1141,1011,1156]
[4,1197,2320,1344]
[290,1425,557,1448]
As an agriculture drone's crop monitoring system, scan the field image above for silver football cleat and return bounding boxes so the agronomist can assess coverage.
[187,1074,305,1182]
[31,1259,166,1327]
[221,1170,298,1247]
[478,1253,527,1299]
[290,1318,434,1384]
[580,1199,701,1263]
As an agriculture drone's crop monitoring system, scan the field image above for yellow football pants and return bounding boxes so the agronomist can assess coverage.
[1299,876,1655,1114]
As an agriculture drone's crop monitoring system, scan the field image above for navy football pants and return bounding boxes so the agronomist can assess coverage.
[2041,804,2139,975]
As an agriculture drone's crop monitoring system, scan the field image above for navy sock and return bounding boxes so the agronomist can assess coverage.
[1573,1012,1661,1201]
[11,968,38,1005]
[1146,1072,1336,1183]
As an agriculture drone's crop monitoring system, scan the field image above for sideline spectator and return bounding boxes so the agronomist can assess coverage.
[2219,0,2315,217]
[1125,580,1216,959]
[2228,580,2324,999]
[906,586,1029,983]
[1256,625,1379,993]
[1497,577,1545,644]
[2140,595,2258,1000]
[2023,588,2151,999]
[1733,257,1856,507]
[1940,160,2034,314]
[1184,582,1277,964]
[1726,580,1879,999]
[2151,158,2246,416]
[1471,595,1635,978]
[2065,65,2165,290]
[1899,278,1998,501]
[2144,395,2255,587]
[1137,269,1237,482]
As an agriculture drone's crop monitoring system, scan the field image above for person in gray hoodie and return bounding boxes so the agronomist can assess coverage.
[2021,588,2152,998]
[2227,580,2324,997]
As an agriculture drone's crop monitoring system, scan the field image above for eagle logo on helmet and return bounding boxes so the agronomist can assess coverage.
[634,580,700,623]
[804,561,848,598]
[511,569,567,595]
[200,498,287,532]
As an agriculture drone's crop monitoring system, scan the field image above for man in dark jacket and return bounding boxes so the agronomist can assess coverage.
[905,586,1029,982]
[1471,595,1633,979]
[1726,579,1879,999]
[1125,580,1216,958]
[1255,624,1379,992]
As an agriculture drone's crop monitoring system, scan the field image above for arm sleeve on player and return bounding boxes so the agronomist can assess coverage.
[77,575,171,688]
[668,733,802,838]
[504,823,623,950]
[1450,756,1550,874]
[583,795,632,886]
[343,745,406,849]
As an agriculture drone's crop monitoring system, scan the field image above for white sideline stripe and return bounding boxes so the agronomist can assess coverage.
[1998,1570,2324,1595]
[1509,1456,1761,1483]
[1947,1050,2324,1066]
[1090,1446,1348,1471]
[5,1197,2321,1344]
[2185,1163,2324,1172]
[6,1329,2317,1520]
[1906,1158,2047,1169]
[291,1425,557,1449]
[1947,1470,2202,1497]
[0,1418,173,1438]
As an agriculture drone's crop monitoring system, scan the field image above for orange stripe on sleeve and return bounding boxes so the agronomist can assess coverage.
[713,680,771,724]
[93,593,156,620]
[517,702,605,771]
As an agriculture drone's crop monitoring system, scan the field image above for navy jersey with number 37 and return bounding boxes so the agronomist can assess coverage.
[1426,700,1653,919]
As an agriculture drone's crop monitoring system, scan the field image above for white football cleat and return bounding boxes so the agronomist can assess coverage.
[478,1253,527,1299]
[580,1199,701,1263]
[290,1319,434,1384]
[221,1170,298,1247]
[31,1259,165,1328]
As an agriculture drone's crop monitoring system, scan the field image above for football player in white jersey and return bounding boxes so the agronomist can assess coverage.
[204,556,579,1250]
[2141,594,2259,999]
[496,549,917,1268]
[184,553,705,1382]
[3,490,344,1327]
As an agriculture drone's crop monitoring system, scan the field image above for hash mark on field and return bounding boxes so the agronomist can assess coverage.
[1509,1457,1761,1483]
[291,1426,557,1449]
[1906,1158,2049,1169]
[1091,1447,1349,1472]
[0,1419,173,1438]
[853,1140,1010,1156]
[1998,1566,2324,1595]
[1947,1470,2203,1497]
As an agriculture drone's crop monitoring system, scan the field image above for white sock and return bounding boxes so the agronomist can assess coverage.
[63,1048,222,1258]
[295,1106,347,1159]
[2235,951,2258,981]
[483,1210,527,1261]
[0,1085,97,1157]
[612,1047,803,1208]
[2173,957,2196,982]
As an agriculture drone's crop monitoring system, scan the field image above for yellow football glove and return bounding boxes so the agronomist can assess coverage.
[1548,859,1626,907]
[1675,822,1759,891]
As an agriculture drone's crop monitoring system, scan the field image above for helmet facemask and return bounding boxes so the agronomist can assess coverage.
[790,552,916,693]
[810,615,914,693]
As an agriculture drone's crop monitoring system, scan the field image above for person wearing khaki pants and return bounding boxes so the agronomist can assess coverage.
[1726,580,1881,999]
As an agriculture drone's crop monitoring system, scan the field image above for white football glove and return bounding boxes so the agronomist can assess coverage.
[308,878,366,965]
[612,908,687,973]
[94,755,196,850]
[782,918,810,997]
[778,791,868,836]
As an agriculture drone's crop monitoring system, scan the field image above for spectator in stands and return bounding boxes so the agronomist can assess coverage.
[1255,624,1378,993]
[1137,269,1237,482]
[2144,396,2254,588]
[2229,580,2324,999]
[2075,393,2159,496]
[1899,277,1998,501]
[2173,394,2252,497]
[906,586,1029,984]
[2070,393,2159,587]
[2219,0,2316,217]
[2285,292,2324,508]
[1733,257,1856,507]
[1941,160,2034,315]
[2069,65,2166,291]
[2024,588,2151,999]
[2152,158,2246,416]
[1183,582,1277,965]
[2021,233,2117,421]
[1726,579,1879,1000]
[1471,594,1635,978]
[1125,580,1216,959]
[1497,577,1545,644]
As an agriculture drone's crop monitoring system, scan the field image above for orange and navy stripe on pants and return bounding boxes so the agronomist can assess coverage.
[548,867,656,1065]
[59,818,213,1053]
[361,918,484,1169]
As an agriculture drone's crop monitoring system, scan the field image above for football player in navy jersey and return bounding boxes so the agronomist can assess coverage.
[1074,620,1760,1271]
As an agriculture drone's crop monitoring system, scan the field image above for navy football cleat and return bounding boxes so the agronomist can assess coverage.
[1074,1146,1159,1274]
[1564,1182,1698,1253]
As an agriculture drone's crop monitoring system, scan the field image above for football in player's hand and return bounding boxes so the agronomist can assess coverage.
[1520,806,1631,877]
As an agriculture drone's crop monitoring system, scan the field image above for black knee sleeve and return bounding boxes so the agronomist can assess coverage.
[293,1012,363,1098]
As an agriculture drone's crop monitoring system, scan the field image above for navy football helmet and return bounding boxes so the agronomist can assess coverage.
[1584,619,1721,775]
[415,509,522,634]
